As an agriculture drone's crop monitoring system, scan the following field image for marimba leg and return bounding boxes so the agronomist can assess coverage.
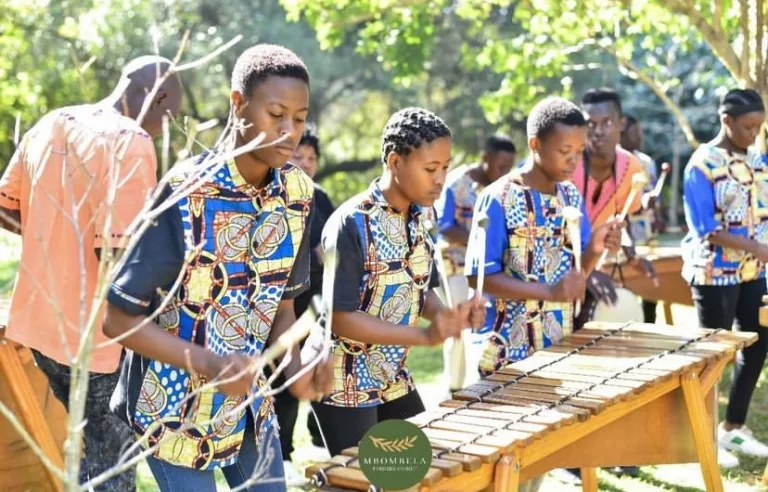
[580,467,597,492]
[762,461,768,487]
[493,454,519,492]
[681,371,724,492]
[663,302,674,325]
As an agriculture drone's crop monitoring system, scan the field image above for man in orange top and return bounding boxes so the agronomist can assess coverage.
[0,56,182,490]
[568,87,654,480]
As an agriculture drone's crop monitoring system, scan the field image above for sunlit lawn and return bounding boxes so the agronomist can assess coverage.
[3,230,768,490]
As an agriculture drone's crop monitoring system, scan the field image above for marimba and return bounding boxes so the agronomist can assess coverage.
[307,322,755,492]
[0,296,65,491]
[601,246,692,324]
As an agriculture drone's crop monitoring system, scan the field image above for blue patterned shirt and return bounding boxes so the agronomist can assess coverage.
[465,173,591,376]
[320,180,438,407]
[682,144,768,286]
[108,156,313,470]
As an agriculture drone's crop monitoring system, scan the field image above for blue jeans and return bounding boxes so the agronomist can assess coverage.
[146,422,286,492]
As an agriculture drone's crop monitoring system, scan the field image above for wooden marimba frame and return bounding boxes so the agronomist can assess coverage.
[307,322,756,492]
[0,297,64,491]
[601,246,692,324]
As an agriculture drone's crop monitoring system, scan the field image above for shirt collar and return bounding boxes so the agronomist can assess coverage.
[368,178,424,222]
[225,158,284,199]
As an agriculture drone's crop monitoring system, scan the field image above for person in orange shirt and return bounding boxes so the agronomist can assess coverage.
[566,87,654,482]
[0,56,182,491]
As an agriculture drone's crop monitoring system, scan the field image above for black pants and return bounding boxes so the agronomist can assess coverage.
[691,279,768,425]
[642,300,657,324]
[269,290,324,460]
[311,390,426,457]
[31,350,136,491]
[271,368,324,460]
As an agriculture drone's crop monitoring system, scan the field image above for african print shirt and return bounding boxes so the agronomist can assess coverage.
[682,144,768,286]
[627,150,659,246]
[465,173,591,376]
[108,156,313,470]
[435,165,484,275]
[320,179,438,408]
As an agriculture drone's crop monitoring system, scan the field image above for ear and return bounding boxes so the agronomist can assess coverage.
[480,151,489,164]
[721,113,731,127]
[385,151,399,173]
[231,90,245,117]
[528,136,540,154]
[620,116,627,133]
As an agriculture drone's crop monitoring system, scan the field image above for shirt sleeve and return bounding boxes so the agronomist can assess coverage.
[283,204,315,299]
[436,187,457,233]
[580,199,592,252]
[0,143,24,211]
[322,209,364,312]
[464,193,507,277]
[683,166,719,238]
[107,184,185,316]
[92,134,158,249]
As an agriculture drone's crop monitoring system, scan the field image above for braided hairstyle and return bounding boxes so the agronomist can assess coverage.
[381,107,451,165]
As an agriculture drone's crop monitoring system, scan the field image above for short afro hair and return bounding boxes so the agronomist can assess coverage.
[381,107,451,164]
[526,97,587,140]
[231,44,309,98]
[299,126,320,157]
[624,114,639,128]
[484,134,517,155]
[581,87,622,115]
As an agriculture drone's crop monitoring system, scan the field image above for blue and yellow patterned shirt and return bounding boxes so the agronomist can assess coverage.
[682,144,768,286]
[108,156,314,470]
[465,173,591,376]
[435,165,484,274]
[320,180,438,408]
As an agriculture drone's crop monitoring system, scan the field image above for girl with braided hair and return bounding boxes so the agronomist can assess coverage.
[311,107,486,456]
[683,88,768,467]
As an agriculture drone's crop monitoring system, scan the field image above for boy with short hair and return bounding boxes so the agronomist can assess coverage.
[103,44,330,491]
[466,97,620,377]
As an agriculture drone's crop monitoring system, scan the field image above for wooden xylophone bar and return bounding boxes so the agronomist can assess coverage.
[307,322,757,492]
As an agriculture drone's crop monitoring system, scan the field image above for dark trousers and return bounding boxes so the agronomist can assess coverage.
[31,350,136,491]
[642,300,657,324]
[271,369,324,460]
[311,390,426,457]
[270,288,324,460]
[691,279,768,425]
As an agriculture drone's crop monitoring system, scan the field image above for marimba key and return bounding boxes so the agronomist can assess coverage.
[429,438,500,463]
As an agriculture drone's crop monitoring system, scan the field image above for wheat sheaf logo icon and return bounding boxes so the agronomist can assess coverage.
[368,434,418,453]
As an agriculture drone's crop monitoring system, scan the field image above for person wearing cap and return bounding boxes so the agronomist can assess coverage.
[0,57,182,490]
[682,88,768,468]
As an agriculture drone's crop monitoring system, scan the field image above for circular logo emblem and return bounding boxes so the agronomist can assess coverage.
[358,419,432,489]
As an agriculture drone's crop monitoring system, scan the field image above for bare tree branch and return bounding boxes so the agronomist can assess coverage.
[663,0,744,82]
[740,0,751,83]
[607,47,700,148]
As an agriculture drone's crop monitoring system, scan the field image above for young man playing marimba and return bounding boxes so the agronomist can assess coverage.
[465,97,621,491]
[435,134,517,394]
[573,89,657,339]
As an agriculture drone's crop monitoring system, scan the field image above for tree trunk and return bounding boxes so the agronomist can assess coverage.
[666,125,682,230]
